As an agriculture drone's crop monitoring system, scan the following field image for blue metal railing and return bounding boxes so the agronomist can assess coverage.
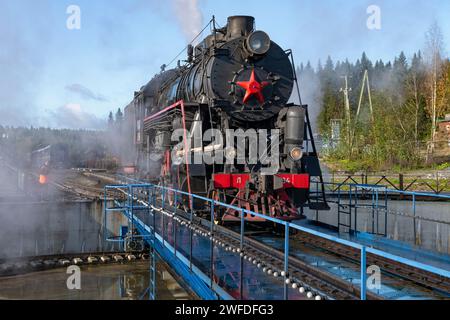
[311,180,450,240]
[105,177,450,300]
[322,180,450,200]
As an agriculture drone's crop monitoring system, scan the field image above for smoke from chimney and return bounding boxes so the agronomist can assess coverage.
[171,0,204,42]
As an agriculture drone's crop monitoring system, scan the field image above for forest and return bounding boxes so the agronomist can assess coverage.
[0,106,124,173]
[299,23,450,172]
[0,126,108,168]
[0,109,125,169]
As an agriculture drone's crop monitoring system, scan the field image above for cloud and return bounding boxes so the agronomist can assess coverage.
[65,84,109,102]
[44,104,106,130]
[0,1,51,127]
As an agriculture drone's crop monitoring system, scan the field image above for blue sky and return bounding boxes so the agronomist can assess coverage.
[0,0,449,128]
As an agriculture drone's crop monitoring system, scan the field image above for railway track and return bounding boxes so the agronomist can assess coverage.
[207,223,379,300]
[146,201,382,300]
[293,232,450,294]
[25,171,104,200]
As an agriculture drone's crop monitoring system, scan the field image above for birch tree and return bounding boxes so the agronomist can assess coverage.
[424,22,445,158]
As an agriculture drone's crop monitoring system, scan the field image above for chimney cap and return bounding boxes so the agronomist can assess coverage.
[226,16,255,39]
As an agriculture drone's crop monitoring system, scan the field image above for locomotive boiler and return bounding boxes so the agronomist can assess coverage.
[123,16,328,222]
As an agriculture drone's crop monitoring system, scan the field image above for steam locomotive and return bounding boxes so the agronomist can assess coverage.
[123,16,328,222]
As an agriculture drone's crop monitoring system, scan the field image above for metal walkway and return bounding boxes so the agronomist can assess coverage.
[103,180,450,300]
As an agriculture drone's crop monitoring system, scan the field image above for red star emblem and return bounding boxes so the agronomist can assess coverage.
[236,70,270,104]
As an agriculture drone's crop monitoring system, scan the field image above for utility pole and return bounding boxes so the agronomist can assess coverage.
[355,70,373,122]
[340,76,352,146]
[351,69,374,148]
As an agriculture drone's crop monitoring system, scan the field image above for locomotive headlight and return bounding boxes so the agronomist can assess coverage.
[289,147,303,161]
[246,31,271,55]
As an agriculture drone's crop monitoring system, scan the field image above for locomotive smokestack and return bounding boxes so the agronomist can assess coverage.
[226,16,255,39]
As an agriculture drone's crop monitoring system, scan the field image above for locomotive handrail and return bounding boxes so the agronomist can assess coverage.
[106,176,450,300]
[140,100,193,202]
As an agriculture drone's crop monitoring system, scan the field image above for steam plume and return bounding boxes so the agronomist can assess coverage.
[171,0,204,42]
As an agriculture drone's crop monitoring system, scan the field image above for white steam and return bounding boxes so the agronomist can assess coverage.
[171,0,204,42]
[291,67,323,135]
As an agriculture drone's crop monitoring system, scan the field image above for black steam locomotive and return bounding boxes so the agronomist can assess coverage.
[123,16,328,222]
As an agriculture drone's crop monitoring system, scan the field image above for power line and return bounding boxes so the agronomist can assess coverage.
[165,18,214,69]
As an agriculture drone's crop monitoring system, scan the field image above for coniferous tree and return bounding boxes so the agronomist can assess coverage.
[310,40,448,170]
[108,111,114,128]
[115,108,123,123]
